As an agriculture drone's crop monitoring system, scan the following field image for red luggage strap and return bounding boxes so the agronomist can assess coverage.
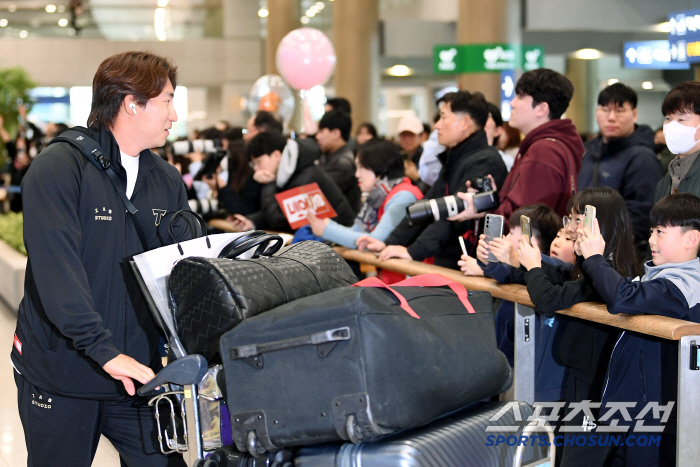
[352,273,476,319]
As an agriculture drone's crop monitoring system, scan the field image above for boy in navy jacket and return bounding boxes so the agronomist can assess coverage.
[578,193,700,466]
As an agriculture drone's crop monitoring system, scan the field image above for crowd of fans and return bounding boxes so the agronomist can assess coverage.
[3,69,700,467]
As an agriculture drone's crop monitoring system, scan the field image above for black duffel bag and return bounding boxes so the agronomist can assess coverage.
[168,234,357,362]
[219,274,512,456]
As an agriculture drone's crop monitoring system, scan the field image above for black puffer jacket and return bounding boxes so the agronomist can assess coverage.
[248,138,356,232]
[385,130,508,268]
[579,125,662,245]
[12,125,193,399]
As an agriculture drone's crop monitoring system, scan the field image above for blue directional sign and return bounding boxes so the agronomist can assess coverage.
[668,8,700,64]
[499,70,515,122]
[623,41,689,70]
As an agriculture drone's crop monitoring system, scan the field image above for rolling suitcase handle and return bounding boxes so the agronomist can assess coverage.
[352,273,475,319]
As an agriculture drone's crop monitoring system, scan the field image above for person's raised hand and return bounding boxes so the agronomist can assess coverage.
[378,245,412,261]
[356,236,385,252]
[103,354,156,396]
[306,209,329,237]
[476,234,491,263]
[458,254,484,276]
[517,236,542,270]
[231,214,254,232]
[577,218,605,259]
[489,237,517,266]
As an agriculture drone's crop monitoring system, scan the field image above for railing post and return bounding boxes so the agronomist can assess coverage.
[677,335,700,467]
[513,303,536,405]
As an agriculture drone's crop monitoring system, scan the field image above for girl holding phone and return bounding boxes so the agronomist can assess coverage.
[517,187,637,467]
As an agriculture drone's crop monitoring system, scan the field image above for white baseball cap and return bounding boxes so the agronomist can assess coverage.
[396,116,424,136]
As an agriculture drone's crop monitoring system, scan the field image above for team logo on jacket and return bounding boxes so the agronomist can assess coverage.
[152,209,167,226]
[13,333,22,354]
[94,207,112,221]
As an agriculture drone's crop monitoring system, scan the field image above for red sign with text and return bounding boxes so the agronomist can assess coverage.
[274,183,338,230]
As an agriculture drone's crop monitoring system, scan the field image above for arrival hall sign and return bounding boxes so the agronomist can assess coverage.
[434,44,544,74]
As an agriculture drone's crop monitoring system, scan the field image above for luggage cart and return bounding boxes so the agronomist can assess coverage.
[130,230,556,467]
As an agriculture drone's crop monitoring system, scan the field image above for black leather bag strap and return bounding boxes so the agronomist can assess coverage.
[51,129,149,252]
[219,234,283,259]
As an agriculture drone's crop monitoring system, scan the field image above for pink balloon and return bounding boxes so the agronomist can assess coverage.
[276,28,336,91]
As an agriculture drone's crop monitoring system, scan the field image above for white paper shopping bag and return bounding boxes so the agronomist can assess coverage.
[132,232,247,356]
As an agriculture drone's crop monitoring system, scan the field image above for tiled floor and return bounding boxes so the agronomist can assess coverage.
[0,300,121,467]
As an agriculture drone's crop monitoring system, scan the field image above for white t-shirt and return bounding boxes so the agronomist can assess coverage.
[120,151,140,199]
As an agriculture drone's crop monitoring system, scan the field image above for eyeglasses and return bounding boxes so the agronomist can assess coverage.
[597,105,631,116]
[562,216,582,229]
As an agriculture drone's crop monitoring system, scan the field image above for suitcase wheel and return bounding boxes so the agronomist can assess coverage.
[345,414,362,444]
[247,430,267,457]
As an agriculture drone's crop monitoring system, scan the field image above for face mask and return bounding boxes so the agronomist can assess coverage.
[29,146,37,158]
[663,120,700,154]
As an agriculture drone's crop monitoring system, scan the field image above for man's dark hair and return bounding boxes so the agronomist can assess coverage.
[650,193,700,234]
[247,131,287,160]
[357,122,377,139]
[487,102,504,127]
[253,111,283,134]
[436,91,489,129]
[199,127,222,140]
[598,82,637,109]
[53,123,69,137]
[661,81,700,117]
[356,139,405,180]
[88,51,178,129]
[422,123,431,135]
[319,110,352,142]
[515,69,574,120]
[508,203,560,254]
[326,97,352,114]
[568,187,638,277]
[222,127,244,142]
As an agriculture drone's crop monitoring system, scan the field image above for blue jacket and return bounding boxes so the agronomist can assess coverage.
[480,256,573,401]
[579,125,663,245]
[582,255,700,429]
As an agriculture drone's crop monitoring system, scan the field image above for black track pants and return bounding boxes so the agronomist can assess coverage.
[14,370,186,467]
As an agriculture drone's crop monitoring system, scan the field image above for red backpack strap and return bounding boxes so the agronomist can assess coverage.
[391,274,475,314]
[352,277,421,319]
[352,273,475,318]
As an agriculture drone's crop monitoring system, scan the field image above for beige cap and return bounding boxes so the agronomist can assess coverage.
[396,115,424,136]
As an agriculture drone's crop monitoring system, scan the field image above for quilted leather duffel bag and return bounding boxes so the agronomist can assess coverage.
[219,274,512,455]
[168,235,357,362]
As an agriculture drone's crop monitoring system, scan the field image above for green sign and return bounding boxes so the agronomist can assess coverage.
[433,44,544,74]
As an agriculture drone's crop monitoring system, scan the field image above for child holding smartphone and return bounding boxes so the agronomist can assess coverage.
[577,193,700,466]
[461,204,567,401]
[517,186,638,466]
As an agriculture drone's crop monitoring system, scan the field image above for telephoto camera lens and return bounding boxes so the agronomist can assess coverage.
[406,195,468,226]
[172,139,221,156]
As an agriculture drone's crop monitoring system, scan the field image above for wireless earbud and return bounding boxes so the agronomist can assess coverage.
[129,103,137,114]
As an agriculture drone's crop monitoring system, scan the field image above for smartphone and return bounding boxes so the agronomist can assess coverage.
[484,214,505,262]
[520,215,532,246]
[584,205,596,234]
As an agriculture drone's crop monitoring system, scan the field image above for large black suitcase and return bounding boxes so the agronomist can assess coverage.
[219,275,512,455]
[169,239,357,361]
[294,401,552,467]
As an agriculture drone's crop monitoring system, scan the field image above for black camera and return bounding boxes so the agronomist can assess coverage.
[405,186,500,226]
[193,149,228,181]
[470,177,492,192]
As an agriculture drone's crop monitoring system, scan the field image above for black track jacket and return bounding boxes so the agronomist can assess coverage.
[11,125,192,400]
